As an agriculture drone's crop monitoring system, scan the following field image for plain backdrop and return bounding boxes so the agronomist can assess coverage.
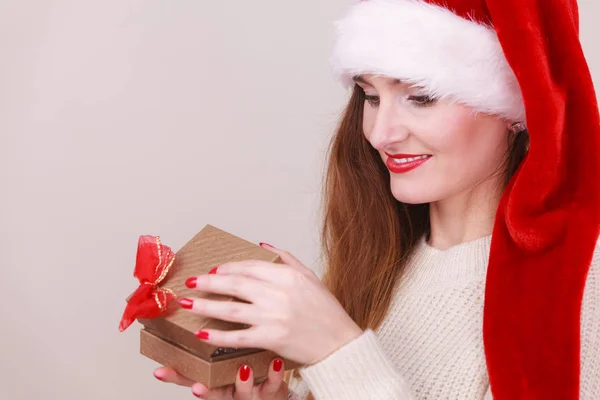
[1,1,599,399]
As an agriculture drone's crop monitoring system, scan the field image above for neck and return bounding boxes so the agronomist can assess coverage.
[428,175,503,250]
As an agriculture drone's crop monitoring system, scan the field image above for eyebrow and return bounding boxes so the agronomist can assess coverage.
[352,76,402,86]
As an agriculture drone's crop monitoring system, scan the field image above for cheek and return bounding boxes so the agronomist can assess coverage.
[418,108,474,151]
[390,110,509,204]
[424,109,505,159]
[362,107,375,140]
[429,113,509,188]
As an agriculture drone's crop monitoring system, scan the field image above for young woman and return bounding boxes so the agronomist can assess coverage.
[152,0,600,398]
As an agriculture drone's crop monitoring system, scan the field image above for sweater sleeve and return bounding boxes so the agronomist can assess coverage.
[298,329,417,400]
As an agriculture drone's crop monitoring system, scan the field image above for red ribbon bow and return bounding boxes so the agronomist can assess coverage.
[119,235,177,332]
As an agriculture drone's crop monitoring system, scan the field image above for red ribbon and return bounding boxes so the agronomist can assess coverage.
[119,235,177,332]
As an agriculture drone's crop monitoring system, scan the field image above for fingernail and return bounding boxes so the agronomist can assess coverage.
[259,242,274,248]
[179,298,193,309]
[185,277,197,288]
[195,330,209,340]
[191,388,204,398]
[273,358,283,372]
[153,371,165,381]
[239,364,251,381]
[208,266,218,274]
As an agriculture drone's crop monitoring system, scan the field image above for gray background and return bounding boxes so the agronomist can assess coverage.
[1,1,598,399]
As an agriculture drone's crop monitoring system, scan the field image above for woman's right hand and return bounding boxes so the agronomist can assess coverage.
[153,358,289,399]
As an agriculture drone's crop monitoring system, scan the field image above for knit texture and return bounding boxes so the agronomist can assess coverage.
[287,235,600,399]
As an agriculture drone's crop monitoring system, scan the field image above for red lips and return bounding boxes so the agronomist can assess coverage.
[385,153,432,174]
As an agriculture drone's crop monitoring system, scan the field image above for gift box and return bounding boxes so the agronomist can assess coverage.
[120,224,301,388]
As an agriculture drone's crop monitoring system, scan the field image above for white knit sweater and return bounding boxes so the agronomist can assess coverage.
[288,235,600,399]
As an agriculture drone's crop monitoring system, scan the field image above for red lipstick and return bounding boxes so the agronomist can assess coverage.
[384,152,431,174]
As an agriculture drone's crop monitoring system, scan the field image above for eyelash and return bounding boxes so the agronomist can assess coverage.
[364,95,436,108]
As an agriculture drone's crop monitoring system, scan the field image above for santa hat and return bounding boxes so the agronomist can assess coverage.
[331,0,600,399]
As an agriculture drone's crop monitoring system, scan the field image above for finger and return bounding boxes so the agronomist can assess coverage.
[186,273,270,303]
[260,358,285,395]
[259,243,305,269]
[178,297,258,325]
[192,326,264,353]
[203,260,312,287]
[203,259,290,283]
[153,367,195,387]
[233,364,254,400]
[191,383,232,399]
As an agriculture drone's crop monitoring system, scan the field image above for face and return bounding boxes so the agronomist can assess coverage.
[356,74,511,205]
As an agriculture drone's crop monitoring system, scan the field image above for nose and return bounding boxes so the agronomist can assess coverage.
[365,102,411,150]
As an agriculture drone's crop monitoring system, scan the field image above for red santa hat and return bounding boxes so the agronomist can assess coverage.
[331,0,600,398]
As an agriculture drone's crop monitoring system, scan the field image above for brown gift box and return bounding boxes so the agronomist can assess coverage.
[131,224,301,388]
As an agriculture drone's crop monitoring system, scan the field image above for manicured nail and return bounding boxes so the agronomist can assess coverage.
[191,388,204,398]
[195,330,210,340]
[185,277,197,288]
[208,266,218,274]
[259,242,274,248]
[273,358,283,372]
[153,371,165,381]
[179,298,193,309]
[239,364,251,381]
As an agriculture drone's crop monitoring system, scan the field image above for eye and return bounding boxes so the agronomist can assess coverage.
[365,95,380,107]
[408,95,436,107]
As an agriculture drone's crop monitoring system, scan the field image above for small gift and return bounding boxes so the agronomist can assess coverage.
[119,224,301,388]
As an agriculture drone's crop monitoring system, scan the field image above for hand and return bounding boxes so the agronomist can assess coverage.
[153,358,288,399]
[179,242,364,365]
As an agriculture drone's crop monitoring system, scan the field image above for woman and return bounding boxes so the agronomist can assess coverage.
[153,0,600,398]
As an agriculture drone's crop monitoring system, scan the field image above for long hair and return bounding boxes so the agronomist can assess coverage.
[294,84,529,398]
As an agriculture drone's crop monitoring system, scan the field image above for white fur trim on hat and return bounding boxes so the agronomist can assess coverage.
[330,0,526,122]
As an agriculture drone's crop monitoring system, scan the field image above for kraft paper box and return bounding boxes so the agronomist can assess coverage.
[121,224,301,388]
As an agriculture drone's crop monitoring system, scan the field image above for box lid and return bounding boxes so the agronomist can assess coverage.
[137,224,282,360]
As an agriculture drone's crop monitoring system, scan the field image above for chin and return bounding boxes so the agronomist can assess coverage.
[390,181,440,205]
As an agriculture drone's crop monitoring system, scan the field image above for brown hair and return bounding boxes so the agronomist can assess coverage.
[294,85,529,398]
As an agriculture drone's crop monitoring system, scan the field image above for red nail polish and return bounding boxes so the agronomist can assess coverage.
[208,267,218,274]
[195,330,209,340]
[239,364,251,381]
[192,390,203,398]
[179,298,193,309]
[154,373,165,381]
[273,358,283,372]
[259,242,274,248]
[185,277,197,288]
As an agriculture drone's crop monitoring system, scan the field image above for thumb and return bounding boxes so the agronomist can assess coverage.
[260,358,285,395]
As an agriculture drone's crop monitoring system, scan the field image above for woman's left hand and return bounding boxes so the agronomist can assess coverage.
[179,242,363,366]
